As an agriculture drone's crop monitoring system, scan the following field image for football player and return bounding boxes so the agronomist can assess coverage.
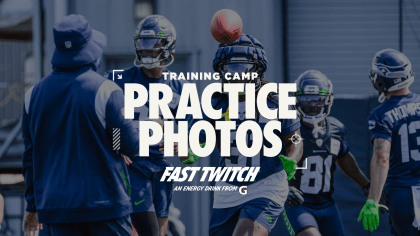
[286,70,371,236]
[358,49,420,235]
[182,34,303,236]
[105,15,192,236]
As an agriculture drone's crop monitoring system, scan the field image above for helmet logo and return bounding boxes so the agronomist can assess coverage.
[394,78,402,84]
[157,32,165,37]
[304,85,319,94]
[376,66,390,76]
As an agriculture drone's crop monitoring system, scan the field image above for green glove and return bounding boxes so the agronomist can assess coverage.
[358,198,379,232]
[182,142,206,164]
[279,155,297,181]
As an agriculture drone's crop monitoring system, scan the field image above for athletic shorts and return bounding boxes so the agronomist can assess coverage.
[285,203,345,236]
[386,186,419,236]
[45,215,132,236]
[128,165,173,217]
[209,197,283,236]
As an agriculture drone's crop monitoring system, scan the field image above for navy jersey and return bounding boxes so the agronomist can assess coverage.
[23,65,138,223]
[105,66,193,173]
[368,93,420,187]
[199,94,300,186]
[290,116,349,207]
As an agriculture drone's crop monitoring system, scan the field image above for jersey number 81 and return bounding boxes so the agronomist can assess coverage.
[300,155,333,194]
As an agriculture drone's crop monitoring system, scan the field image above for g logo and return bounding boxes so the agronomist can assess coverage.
[239,186,247,195]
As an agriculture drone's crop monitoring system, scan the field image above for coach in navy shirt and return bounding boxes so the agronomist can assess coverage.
[21,15,139,236]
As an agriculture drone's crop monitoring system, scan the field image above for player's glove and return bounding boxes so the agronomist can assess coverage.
[358,198,379,232]
[279,155,297,181]
[362,183,389,214]
[286,186,304,209]
[182,142,206,164]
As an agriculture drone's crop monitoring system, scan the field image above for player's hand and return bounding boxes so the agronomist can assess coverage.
[123,155,132,166]
[278,155,297,181]
[362,183,389,214]
[182,142,206,164]
[22,211,43,236]
[358,198,379,232]
[286,186,304,209]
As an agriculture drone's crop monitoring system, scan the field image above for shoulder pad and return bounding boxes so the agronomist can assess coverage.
[327,116,347,137]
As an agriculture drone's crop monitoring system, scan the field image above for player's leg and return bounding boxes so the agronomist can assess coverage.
[89,215,132,236]
[386,186,418,236]
[131,212,159,236]
[128,165,158,236]
[232,198,283,236]
[316,204,345,236]
[157,217,168,236]
[209,206,241,236]
[232,218,269,236]
[152,170,174,236]
[295,227,321,236]
[46,223,89,236]
[284,204,320,236]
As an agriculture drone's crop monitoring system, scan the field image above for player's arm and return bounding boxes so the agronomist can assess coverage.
[170,113,193,160]
[105,87,139,157]
[357,137,390,232]
[368,137,390,203]
[337,151,370,189]
[279,128,304,181]
[180,106,208,165]
[21,101,43,235]
[281,128,303,164]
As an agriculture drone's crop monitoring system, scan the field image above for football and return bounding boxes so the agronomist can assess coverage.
[210,9,242,44]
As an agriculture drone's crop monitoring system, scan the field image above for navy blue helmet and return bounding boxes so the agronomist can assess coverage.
[212,34,268,91]
[369,49,414,103]
[295,70,334,125]
[134,15,176,69]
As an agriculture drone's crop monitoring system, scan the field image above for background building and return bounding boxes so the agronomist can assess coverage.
[1,0,420,235]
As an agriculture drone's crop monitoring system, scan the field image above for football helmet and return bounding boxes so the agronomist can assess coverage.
[369,49,414,103]
[212,34,267,91]
[295,70,334,132]
[133,15,176,69]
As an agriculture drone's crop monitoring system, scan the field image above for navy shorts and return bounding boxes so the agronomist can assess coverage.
[209,198,283,236]
[128,165,173,217]
[386,186,419,236]
[285,203,344,236]
[45,215,132,236]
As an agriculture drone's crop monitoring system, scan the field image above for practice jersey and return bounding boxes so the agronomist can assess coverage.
[289,116,349,207]
[105,66,193,172]
[199,94,300,186]
[368,93,420,187]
